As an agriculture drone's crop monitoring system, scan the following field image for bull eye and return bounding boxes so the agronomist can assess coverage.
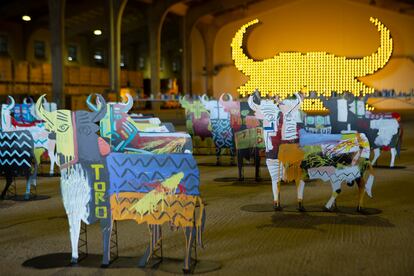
[79,126,92,135]
[57,124,69,133]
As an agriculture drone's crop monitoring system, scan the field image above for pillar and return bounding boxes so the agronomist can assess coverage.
[107,0,128,100]
[48,0,66,108]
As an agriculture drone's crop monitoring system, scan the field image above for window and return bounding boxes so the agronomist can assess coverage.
[67,45,77,62]
[34,40,46,59]
[0,35,8,55]
[93,49,104,65]
[138,57,145,69]
[120,53,126,68]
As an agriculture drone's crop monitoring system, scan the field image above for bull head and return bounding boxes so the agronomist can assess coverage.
[231,17,393,98]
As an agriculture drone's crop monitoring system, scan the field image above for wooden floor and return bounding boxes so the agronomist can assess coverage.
[0,111,413,275]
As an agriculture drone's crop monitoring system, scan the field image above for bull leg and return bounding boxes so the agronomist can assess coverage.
[371,148,380,166]
[1,175,13,200]
[183,226,197,273]
[101,219,113,267]
[297,180,306,212]
[237,150,244,181]
[325,188,341,211]
[230,147,236,166]
[138,224,162,268]
[255,149,261,181]
[356,178,365,213]
[48,140,57,175]
[68,215,82,264]
[215,147,221,166]
[390,147,397,167]
[25,161,38,200]
[266,159,283,210]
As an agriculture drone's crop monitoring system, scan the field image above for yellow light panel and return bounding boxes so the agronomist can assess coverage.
[301,99,328,112]
[231,17,393,99]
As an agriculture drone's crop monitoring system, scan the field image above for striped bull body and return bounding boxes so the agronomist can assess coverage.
[1,96,57,175]
[36,95,205,272]
[0,130,37,200]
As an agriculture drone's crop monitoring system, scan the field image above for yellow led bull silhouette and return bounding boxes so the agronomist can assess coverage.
[231,17,393,98]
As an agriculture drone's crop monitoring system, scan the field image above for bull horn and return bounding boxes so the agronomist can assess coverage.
[6,96,15,110]
[199,94,208,105]
[226,93,233,101]
[36,94,52,123]
[179,95,189,108]
[120,93,133,112]
[348,17,393,77]
[248,91,260,112]
[86,94,99,112]
[231,19,262,77]
[88,94,107,123]
[23,97,34,105]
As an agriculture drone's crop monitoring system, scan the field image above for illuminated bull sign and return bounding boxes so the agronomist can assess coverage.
[231,17,393,98]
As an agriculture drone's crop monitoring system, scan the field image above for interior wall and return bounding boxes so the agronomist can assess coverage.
[213,0,414,98]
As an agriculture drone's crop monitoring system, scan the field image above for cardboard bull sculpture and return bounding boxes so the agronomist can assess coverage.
[199,94,235,165]
[321,94,402,167]
[1,96,57,176]
[219,93,264,180]
[36,95,205,272]
[0,130,37,200]
[179,96,215,155]
[248,92,374,212]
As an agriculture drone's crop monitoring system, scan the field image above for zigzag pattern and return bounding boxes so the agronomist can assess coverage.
[0,140,32,148]
[110,193,197,227]
[0,131,32,140]
[109,153,198,169]
[107,153,200,196]
[0,130,34,174]
[0,151,31,158]
[0,159,31,167]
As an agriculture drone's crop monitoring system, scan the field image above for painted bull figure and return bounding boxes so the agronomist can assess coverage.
[231,17,392,98]
[1,96,56,177]
[248,92,374,212]
[321,93,402,167]
[0,130,37,200]
[36,95,205,272]
[220,93,264,180]
[199,94,235,165]
[89,94,192,154]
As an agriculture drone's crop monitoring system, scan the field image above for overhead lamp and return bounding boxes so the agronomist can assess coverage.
[93,29,102,36]
[22,15,31,22]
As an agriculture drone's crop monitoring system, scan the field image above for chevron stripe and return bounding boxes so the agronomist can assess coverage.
[0,159,31,167]
[0,140,32,148]
[0,131,32,140]
[0,150,31,158]
[109,154,198,170]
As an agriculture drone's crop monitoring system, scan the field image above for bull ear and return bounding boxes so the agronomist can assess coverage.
[88,94,107,122]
